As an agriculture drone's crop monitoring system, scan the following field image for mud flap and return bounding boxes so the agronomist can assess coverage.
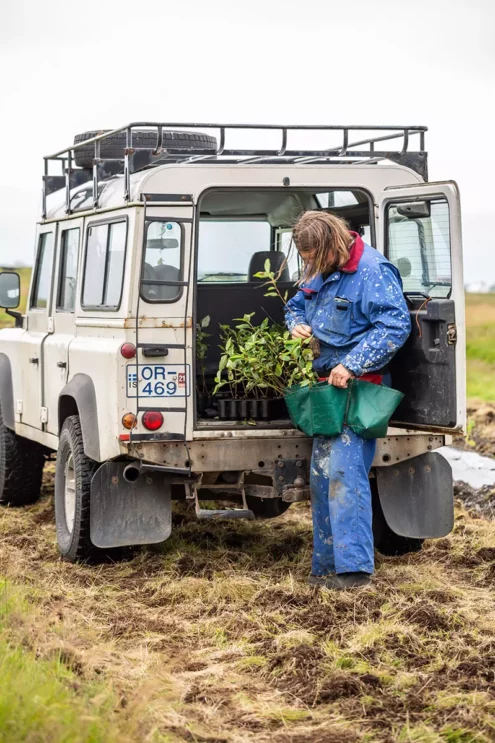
[90,462,172,548]
[376,452,454,539]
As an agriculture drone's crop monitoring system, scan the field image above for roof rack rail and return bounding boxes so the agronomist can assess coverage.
[42,123,428,218]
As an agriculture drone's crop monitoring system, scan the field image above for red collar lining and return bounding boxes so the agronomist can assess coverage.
[341,232,365,273]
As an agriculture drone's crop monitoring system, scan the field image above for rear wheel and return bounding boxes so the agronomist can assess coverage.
[372,480,424,556]
[0,403,45,506]
[55,415,97,562]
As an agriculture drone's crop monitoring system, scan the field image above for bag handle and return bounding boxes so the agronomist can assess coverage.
[343,377,353,426]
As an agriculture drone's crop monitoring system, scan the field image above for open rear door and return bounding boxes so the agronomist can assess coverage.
[379,181,465,433]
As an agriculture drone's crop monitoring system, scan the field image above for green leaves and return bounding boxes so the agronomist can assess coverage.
[214,315,317,398]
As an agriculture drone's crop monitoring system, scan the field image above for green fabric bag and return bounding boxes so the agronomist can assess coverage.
[285,378,404,439]
[345,379,404,440]
[284,383,314,436]
[284,382,347,437]
[310,382,348,436]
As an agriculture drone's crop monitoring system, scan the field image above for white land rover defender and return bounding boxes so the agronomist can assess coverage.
[0,124,464,562]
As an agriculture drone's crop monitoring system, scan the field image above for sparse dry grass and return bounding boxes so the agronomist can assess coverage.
[0,466,495,742]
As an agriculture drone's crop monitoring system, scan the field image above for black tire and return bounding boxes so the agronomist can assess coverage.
[0,403,45,506]
[73,129,217,169]
[371,480,424,556]
[55,415,97,562]
[245,496,291,519]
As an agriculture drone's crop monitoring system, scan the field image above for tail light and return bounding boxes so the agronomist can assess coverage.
[120,342,136,359]
[122,413,137,430]
[142,411,164,431]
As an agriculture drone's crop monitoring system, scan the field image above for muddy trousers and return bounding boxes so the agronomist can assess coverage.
[310,427,376,576]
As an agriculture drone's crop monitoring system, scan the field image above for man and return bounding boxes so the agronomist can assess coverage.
[285,211,411,590]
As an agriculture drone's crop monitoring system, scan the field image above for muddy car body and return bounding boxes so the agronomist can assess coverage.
[0,124,464,560]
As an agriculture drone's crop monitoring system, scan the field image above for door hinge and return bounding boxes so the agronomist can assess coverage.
[40,407,48,424]
[447,323,457,345]
[16,400,23,415]
[48,317,54,333]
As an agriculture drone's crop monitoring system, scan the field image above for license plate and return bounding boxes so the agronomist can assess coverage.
[126,364,190,398]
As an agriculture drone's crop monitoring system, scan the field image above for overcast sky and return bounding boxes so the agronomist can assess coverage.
[1,0,494,285]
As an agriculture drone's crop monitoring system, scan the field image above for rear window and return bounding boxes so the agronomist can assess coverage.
[140,221,183,303]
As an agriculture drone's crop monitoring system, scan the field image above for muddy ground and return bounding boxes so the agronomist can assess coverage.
[452,401,495,520]
[1,462,495,742]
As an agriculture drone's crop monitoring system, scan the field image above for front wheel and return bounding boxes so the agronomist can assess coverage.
[55,415,97,562]
[0,403,45,506]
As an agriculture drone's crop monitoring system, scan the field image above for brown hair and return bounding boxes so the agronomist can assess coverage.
[292,211,354,282]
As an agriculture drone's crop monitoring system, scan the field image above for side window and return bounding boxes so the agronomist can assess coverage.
[57,228,80,312]
[141,221,183,302]
[31,232,55,309]
[82,221,127,309]
[386,198,451,298]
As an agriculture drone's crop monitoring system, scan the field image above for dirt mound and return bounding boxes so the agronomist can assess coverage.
[454,481,495,519]
[460,400,495,457]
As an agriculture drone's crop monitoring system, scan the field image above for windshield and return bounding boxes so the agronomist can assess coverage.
[197,221,271,282]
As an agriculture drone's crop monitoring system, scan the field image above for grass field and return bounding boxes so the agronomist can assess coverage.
[465,293,495,402]
[0,277,495,741]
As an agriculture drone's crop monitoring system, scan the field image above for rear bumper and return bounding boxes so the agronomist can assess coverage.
[128,433,445,473]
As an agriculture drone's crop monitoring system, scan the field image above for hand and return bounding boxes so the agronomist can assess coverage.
[292,324,312,339]
[328,364,354,388]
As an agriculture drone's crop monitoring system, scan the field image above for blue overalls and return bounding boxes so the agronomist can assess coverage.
[285,235,411,576]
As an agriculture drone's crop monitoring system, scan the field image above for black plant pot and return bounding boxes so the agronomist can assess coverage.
[196,393,211,417]
[217,396,288,421]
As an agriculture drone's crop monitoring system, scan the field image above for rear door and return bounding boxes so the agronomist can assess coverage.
[130,205,194,442]
[379,181,465,433]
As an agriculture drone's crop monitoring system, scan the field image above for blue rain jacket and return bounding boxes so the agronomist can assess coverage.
[285,234,411,375]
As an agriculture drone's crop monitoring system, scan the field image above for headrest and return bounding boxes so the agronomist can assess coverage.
[248,251,290,282]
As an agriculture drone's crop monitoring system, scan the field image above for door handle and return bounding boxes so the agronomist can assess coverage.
[57,361,67,369]
[29,357,39,364]
[142,345,169,358]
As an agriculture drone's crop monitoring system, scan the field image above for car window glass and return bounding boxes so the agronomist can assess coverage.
[277,229,300,281]
[387,199,451,298]
[83,221,127,309]
[31,232,55,309]
[57,228,80,311]
[104,222,126,306]
[197,221,271,282]
[141,221,182,303]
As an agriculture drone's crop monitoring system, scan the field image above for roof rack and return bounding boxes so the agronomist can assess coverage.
[42,123,428,218]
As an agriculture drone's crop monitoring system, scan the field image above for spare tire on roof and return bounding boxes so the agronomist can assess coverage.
[73,129,217,170]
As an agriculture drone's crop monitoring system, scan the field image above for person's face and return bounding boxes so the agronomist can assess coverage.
[297,245,315,268]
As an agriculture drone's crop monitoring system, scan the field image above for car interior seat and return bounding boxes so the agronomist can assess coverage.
[248,251,290,282]
[150,263,181,300]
